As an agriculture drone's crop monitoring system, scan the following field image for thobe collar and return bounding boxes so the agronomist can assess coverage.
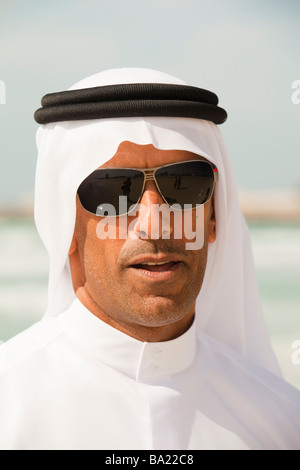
[59,298,196,381]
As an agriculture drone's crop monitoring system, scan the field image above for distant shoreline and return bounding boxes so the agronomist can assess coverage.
[1,188,300,223]
[238,189,300,223]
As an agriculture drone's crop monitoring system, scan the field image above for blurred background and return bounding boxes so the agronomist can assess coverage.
[0,0,299,389]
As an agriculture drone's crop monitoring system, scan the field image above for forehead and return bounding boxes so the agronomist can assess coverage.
[100,141,208,169]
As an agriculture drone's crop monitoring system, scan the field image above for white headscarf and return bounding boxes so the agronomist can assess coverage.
[34,68,281,375]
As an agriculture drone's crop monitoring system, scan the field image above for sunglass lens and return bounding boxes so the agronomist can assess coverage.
[155,161,214,208]
[77,169,144,215]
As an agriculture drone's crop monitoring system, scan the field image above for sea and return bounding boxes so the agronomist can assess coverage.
[0,217,299,390]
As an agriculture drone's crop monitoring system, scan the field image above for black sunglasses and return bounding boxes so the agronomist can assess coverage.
[77,160,218,216]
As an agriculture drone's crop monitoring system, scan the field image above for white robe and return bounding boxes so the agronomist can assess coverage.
[0,298,299,450]
[3,67,298,450]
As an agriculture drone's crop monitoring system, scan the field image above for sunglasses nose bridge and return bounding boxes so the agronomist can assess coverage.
[144,169,155,182]
[142,169,166,204]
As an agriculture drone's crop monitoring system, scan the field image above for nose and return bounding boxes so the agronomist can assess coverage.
[130,180,173,240]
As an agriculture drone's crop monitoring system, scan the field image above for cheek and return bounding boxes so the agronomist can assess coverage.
[180,203,212,249]
[184,203,212,279]
[84,238,120,282]
[78,219,119,284]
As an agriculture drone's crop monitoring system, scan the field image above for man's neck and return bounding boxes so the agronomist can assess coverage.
[76,286,195,342]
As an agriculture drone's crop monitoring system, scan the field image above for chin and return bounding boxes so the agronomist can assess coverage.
[129,296,193,328]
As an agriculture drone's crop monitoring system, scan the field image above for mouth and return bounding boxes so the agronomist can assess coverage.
[126,256,185,280]
[132,261,179,272]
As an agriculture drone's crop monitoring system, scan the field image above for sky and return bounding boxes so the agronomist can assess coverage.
[0,0,299,207]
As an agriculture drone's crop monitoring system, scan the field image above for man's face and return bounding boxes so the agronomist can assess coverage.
[70,141,216,341]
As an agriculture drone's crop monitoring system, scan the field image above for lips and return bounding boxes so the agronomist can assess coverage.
[125,254,185,281]
[126,254,184,269]
[131,261,179,272]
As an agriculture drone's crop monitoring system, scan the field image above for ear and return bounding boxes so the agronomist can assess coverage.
[69,233,78,255]
[68,232,86,293]
[208,198,216,243]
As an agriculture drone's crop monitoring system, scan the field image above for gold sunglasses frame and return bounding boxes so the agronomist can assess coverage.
[77,159,218,216]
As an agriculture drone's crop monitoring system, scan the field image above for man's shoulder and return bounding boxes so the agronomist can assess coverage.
[0,318,64,378]
[197,331,300,405]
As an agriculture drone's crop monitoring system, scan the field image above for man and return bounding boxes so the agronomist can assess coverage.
[0,68,299,450]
